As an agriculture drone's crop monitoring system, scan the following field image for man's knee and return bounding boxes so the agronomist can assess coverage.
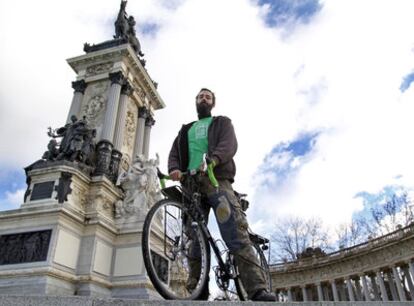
[208,191,251,252]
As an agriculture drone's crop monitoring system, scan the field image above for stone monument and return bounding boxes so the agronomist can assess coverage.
[0,1,165,299]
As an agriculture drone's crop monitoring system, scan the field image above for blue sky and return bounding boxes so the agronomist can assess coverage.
[256,131,320,188]
[255,0,323,28]
[400,71,414,92]
[1,0,414,237]
[0,168,26,211]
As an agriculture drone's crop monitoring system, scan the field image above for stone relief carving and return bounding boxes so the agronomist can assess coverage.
[83,95,105,126]
[85,190,115,218]
[86,62,114,77]
[120,153,131,172]
[81,82,109,138]
[123,110,136,151]
[71,185,88,209]
[0,230,51,265]
[133,80,146,101]
[114,154,163,218]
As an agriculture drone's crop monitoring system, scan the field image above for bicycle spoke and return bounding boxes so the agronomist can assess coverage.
[142,199,210,300]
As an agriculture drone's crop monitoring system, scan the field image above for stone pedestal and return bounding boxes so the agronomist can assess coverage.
[0,160,160,299]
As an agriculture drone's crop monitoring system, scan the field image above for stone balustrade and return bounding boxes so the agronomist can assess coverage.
[270,223,414,302]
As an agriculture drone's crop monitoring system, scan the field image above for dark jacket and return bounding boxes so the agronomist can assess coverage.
[168,116,238,182]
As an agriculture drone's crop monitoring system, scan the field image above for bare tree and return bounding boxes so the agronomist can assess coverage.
[270,216,332,263]
[335,216,367,249]
[365,192,414,237]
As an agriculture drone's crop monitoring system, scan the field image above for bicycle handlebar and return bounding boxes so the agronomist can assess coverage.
[157,157,219,189]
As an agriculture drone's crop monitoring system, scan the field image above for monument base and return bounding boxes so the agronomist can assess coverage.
[0,162,157,299]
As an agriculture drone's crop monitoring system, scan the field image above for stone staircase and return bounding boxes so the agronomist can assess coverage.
[0,296,412,306]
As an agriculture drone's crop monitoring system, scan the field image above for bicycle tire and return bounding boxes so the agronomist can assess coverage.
[234,244,272,300]
[142,199,210,300]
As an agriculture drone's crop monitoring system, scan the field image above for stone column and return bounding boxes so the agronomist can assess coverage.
[354,277,363,301]
[331,280,339,301]
[317,283,324,301]
[386,270,399,300]
[287,288,293,302]
[361,274,371,301]
[376,271,389,301]
[409,261,414,282]
[338,281,347,301]
[369,274,380,300]
[402,265,414,300]
[133,106,148,157]
[109,81,133,182]
[113,81,133,151]
[101,71,124,142]
[301,286,308,302]
[66,80,87,123]
[293,287,299,301]
[323,286,330,301]
[143,115,155,159]
[346,277,355,301]
[392,266,407,301]
[95,71,124,176]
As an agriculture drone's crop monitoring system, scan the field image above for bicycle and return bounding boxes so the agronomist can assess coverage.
[141,162,272,300]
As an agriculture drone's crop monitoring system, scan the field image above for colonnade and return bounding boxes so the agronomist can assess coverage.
[271,224,414,302]
[277,261,414,301]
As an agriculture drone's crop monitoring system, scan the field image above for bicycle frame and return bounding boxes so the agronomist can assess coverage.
[155,169,271,300]
[182,188,232,278]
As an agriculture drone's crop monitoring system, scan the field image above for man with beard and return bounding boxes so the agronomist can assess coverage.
[168,88,276,301]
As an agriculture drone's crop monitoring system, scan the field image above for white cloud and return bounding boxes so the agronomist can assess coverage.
[1,0,414,243]
[0,189,25,210]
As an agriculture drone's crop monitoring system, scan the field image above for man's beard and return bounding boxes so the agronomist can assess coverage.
[196,102,213,119]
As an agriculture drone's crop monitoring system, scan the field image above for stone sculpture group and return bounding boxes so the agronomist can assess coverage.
[43,115,96,166]
[41,114,163,220]
[115,154,163,218]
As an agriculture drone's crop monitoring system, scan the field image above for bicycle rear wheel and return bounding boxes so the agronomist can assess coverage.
[234,244,272,300]
[142,199,210,300]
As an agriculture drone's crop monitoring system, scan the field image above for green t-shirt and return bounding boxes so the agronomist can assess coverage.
[187,117,213,171]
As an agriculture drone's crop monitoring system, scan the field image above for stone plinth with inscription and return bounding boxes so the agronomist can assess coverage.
[0,2,165,299]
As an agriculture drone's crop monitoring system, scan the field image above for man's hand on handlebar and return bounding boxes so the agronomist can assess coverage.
[169,170,182,181]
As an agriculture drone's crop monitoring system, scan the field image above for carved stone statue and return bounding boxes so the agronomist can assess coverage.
[43,115,97,166]
[113,0,144,57]
[42,139,59,160]
[114,1,128,39]
[115,154,162,218]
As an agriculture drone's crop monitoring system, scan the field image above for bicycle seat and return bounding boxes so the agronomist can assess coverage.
[249,232,269,245]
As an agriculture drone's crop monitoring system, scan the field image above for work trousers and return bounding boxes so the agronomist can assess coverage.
[184,176,267,299]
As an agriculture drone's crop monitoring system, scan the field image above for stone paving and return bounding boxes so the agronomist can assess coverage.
[0,296,412,306]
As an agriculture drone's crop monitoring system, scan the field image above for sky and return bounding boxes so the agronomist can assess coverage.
[1,0,414,243]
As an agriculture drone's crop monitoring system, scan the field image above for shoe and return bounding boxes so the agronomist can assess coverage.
[251,289,277,302]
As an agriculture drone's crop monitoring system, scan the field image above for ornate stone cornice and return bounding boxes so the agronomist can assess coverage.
[109,71,125,85]
[71,80,87,94]
[121,81,134,96]
[66,44,165,110]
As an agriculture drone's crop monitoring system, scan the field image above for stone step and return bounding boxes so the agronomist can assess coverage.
[0,296,412,306]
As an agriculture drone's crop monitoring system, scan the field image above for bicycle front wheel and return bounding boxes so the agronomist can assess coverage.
[142,199,210,300]
[234,244,272,300]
